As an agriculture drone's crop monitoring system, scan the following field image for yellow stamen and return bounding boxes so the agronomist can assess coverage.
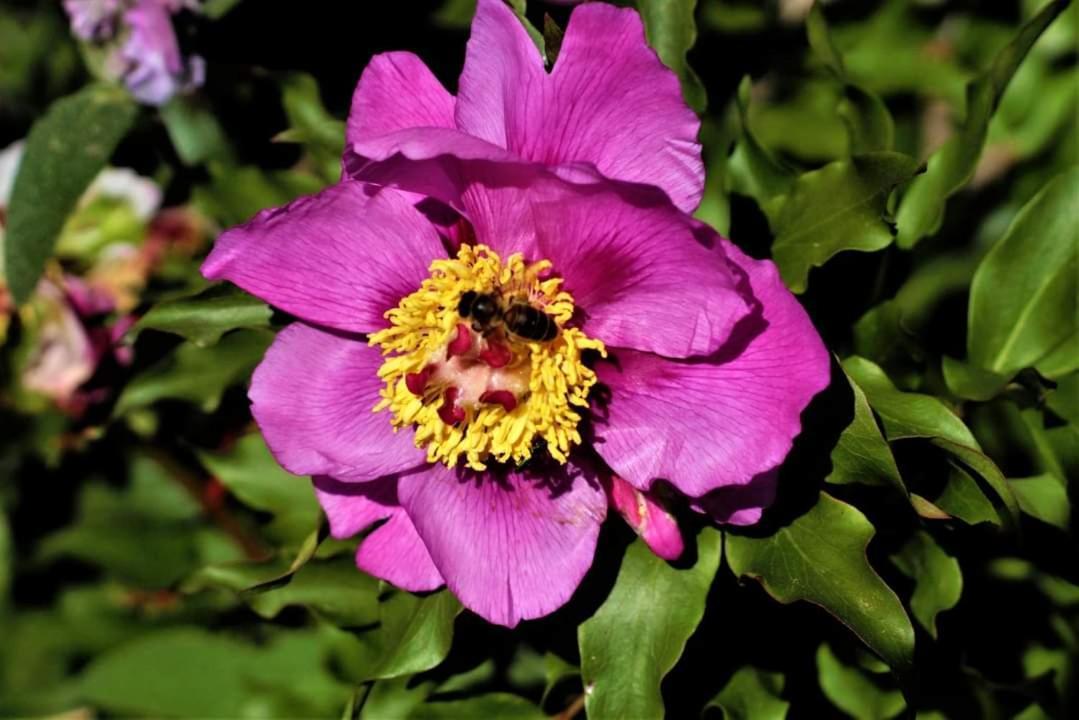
[369,244,606,471]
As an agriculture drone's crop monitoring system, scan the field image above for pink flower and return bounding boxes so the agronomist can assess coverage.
[202,0,829,626]
[120,0,205,106]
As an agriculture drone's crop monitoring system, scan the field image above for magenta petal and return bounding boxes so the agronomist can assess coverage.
[315,476,444,592]
[594,240,831,498]
[531,192,751,358]
[455,0,703,211]
[397,462,607,627]
[250,323,425,482]
[694,469,779,527]
[202,182,442,335]
[605,475,684,560]
[347,51,455,147]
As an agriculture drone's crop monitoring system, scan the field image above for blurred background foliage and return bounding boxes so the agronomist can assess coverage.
[0,0,1076,718]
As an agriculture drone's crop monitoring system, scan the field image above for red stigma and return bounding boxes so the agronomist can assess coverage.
[405,367,433,396]
[437,386,466,425]
[479,389,518,412]
[447,323,472,358]
[479,340,512,368]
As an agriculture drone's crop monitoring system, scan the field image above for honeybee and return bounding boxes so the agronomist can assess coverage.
[457,290,558,342]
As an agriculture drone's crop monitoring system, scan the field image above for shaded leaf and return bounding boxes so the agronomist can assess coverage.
[842,356,1019,524]
[935,461,1002,527]
[968,168,1079,375]
[728,77,796,206]
[356,589,462,682]
[160,95,233,166]
[817,644,906,720]
[725,493,915,670]
[895,0,1070,248]
[826,369,906,496]
[3,83,137,303]
[890,531,962,638]
[133,284,273,348]
[408,693,546,720]
[942,356,1011,402]
[114,329,273,416]
[705,666,789,720]
[580,529,721,719]
[770,152,919,293]
[197,433,320,545]
[639,0,707,112]
[244,557,381,627]
[193,163,324,227]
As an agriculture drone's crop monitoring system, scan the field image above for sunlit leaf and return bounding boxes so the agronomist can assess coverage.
[354,589,462,682]
[1010,474,1070,529]
[968,168,1079,375]
[580,529,721,719]
[3,83,137,303]
[770,152,919,292]
[725,493,915,670]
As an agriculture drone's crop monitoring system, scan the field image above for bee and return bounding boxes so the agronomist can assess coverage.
[457,290,558,342]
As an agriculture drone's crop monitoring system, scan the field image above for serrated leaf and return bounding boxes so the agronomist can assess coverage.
[817,644,906,720]
[895,0,1070,248]
[638,0,707,112]
[826,369,906,496]
[114,329,272,416]
[580,529,721,720]
[770,152,920,293]
[843,356,1020,524]
[890,531,962,638]
[3,83,137,303]
[968,167,1079,375]
[134,284,273,347]
[725,493,915,671]
[706,666,789,720]
[197,433,319,545]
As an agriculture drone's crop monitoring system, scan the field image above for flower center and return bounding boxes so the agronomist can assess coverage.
[369,243,605,471]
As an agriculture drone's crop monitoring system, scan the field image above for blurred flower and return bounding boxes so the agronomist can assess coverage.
[20,279,97,404]
[62,0,204,106]
[204,0,829,626]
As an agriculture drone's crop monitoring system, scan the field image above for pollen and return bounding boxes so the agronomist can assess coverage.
[369,243,606,471]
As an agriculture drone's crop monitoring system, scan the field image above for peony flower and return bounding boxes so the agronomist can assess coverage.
[203,0,829,626]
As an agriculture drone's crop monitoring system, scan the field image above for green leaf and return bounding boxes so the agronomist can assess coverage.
[638,0,707,112]
[1037,332,1079,379]
[134,284,273,348]
[114,329,273,416]
[935,461,1002,527]
[1010,473,1070,529]
[843,356,1020,524]
[245,557,382,627]
[193,163,324,227]
[197,433,320,545]
[806,3,894,154]
[160,95,233,166]
[3,83,137,304]
[356,589,462,682]
[941,356,1011,402]
[968,167,1079,375]
[770,152,919,293]
[816,644,906,720]
[0,506,10,606]
[728,77,796,207]
[725,493,915,671]
[890,531,962,638]
[579,529,721,720]
[77,628,349,718]
[542,14,565,67]
[895,0,1070,248]
[826,369,906,496]
[706,666,789,720]
[408,693,546,720]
